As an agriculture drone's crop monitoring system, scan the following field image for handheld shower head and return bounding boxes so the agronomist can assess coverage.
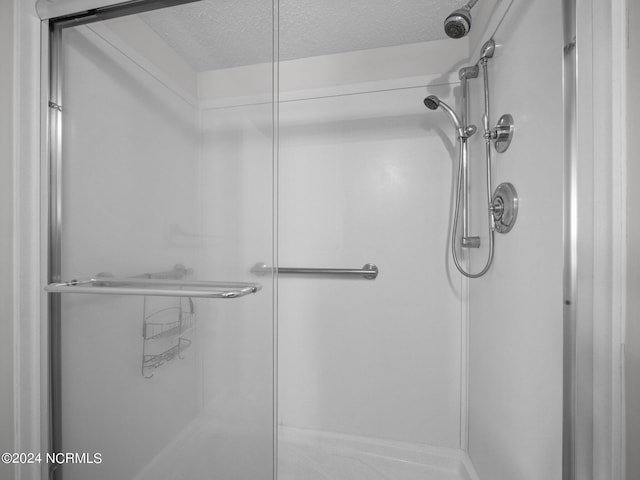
[423,95,464,137]
[444,0,478,39]
[423,95,440,110]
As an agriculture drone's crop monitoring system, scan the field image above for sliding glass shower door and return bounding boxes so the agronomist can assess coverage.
[46,2,276,479]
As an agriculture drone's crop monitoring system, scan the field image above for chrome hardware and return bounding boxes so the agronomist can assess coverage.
[48,101,62,112]
[485,114,515,153]
[478,39,496,63]
[444,0,479,39]
[426,37,515,277]
[143,338,191,378]
[458,63,479,250]
[251,263,379,280]
[491,183,518,233]
[564,36,576,54]
[142,294,195,379]
[462,236,481,248]
[464,125,477,138]
[459,65,479,81]
[45,266,261,298]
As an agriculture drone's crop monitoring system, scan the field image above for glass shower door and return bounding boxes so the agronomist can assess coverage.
[45,2,276,479]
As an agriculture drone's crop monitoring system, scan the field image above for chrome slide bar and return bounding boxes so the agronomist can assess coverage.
[45,276,261,299]
[251,263,379,280]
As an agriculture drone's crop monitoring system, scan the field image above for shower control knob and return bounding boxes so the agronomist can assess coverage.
[490,114,515,153]
[491,196,504,221]
[491,183,518,234]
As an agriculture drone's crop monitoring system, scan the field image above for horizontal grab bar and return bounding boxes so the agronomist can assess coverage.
[45,276,262,299]
[251,263,378,280]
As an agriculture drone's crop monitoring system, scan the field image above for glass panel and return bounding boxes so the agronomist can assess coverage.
[54,1,274,479]
[276,3,466,479]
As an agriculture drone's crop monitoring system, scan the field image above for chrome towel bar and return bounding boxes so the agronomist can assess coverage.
[251,263,379,280]
[45,276,262,299]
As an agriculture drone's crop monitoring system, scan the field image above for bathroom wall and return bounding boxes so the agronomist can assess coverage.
[276,85,464,448]
[627,0,640,477]
[58,24,201,480]
[0,1,16,479]
[467,0,565,478]
[271,41,468,448]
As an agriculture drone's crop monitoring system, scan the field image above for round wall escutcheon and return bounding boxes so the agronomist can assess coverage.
[492,182,518,233]
[494,114,515,153]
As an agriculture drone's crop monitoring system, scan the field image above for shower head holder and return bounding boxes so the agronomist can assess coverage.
[478,39,496,63]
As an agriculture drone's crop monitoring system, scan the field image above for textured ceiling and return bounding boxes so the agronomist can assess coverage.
[138,0,468,71]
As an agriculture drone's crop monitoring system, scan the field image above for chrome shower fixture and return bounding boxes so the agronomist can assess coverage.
[491,183,519,233]
[459,65,479,81]
[489,114,515,153]
[423,96,463,136]
[423,95,440,111]
[477,38,495,62]
[423,96,476,139]
[424,37,518,279]
[475,40,515,153]
[444,0,479,39]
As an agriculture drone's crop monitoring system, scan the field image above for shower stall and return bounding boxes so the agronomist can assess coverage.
[36,0,571,479]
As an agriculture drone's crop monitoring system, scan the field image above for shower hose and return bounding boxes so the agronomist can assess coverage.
[450,59,495,279]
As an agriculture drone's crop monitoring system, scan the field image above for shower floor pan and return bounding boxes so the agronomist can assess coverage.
[133,415,479,480]
[278,427,479,480]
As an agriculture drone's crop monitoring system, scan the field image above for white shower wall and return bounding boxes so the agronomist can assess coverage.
[277,87,464,447]
[467,0,565,478]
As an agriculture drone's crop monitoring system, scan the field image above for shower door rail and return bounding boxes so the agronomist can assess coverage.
[46,276,262,298]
